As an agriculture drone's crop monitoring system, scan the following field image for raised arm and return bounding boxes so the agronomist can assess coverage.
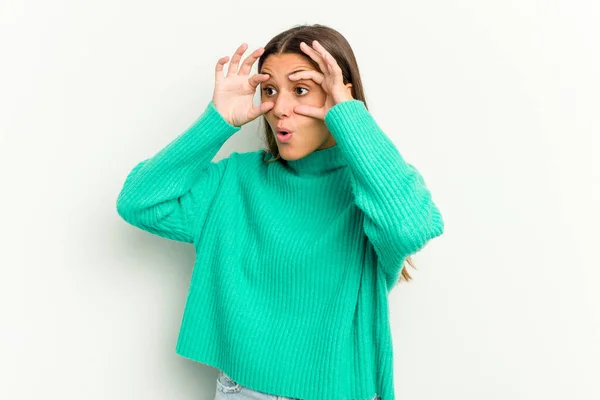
[116,101,240,243]
[325,99,445,287]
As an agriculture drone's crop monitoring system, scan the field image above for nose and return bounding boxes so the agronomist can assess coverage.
[271,91,296,119]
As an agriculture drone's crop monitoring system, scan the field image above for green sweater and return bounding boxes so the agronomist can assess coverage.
[116,99,444,400]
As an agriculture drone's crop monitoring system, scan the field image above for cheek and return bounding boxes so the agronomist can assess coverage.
[298,118,327,135]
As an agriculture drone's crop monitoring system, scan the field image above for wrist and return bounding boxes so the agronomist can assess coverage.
[333,94,354,105]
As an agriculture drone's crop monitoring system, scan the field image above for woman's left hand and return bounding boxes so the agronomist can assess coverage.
[289,40,354,120]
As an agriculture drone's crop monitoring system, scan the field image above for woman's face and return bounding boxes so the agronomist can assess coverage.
[260,53,336,160]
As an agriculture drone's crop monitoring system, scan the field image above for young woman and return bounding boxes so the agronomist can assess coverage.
[116,24,444,400]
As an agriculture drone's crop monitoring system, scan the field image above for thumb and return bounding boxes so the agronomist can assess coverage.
[248,101,274,121]
[294,105,325,120]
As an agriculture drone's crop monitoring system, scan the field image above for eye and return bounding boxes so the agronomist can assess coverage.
[261,87,309,97]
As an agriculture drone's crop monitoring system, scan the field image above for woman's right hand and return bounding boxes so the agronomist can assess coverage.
[212,43,275,127]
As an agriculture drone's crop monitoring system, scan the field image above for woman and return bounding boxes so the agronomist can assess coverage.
[116,24,444,400]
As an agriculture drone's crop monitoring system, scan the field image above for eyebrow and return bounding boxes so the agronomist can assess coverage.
[261,69,307,78]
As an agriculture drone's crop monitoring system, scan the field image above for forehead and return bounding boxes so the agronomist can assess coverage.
[260,53,317,76]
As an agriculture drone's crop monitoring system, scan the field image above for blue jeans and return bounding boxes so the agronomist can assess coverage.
[214,370,380,400]
[214,370,301,400]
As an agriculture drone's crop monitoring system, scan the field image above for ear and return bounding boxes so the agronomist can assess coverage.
[345,83,353,98]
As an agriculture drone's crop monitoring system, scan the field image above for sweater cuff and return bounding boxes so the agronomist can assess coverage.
[203,100,241,131]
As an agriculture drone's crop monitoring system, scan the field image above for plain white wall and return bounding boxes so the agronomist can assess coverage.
[1,0,598,399]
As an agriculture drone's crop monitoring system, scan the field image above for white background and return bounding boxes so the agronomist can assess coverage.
[1,1,598,399]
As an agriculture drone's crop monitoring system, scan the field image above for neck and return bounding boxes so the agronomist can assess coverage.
[282,145,348,175]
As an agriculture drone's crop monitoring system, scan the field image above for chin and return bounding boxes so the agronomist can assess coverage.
[278,145,312,161]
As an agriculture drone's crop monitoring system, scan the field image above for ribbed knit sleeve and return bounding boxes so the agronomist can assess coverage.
[116,101,240,243]
[324,99,444,288]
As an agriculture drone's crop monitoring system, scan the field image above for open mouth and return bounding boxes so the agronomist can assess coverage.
[276,130,293,142]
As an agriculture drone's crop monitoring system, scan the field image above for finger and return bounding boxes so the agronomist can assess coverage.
[294,104,325,120]
[312,40,344,81]
[288,70,325,85]
[312,40,338,69]
[248,101,275,121]
[226,43,247,77]
[215,55,229,83]
[299,41,329,76]
[248,73,270,90]
[239,47,265,76]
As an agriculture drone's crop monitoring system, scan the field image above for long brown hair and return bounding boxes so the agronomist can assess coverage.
[257,23,416,284]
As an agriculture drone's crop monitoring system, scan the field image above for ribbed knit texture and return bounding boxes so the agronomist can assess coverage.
[116,99,444,400]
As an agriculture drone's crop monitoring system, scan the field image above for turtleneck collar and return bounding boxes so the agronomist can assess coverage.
[282,145,348,175]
